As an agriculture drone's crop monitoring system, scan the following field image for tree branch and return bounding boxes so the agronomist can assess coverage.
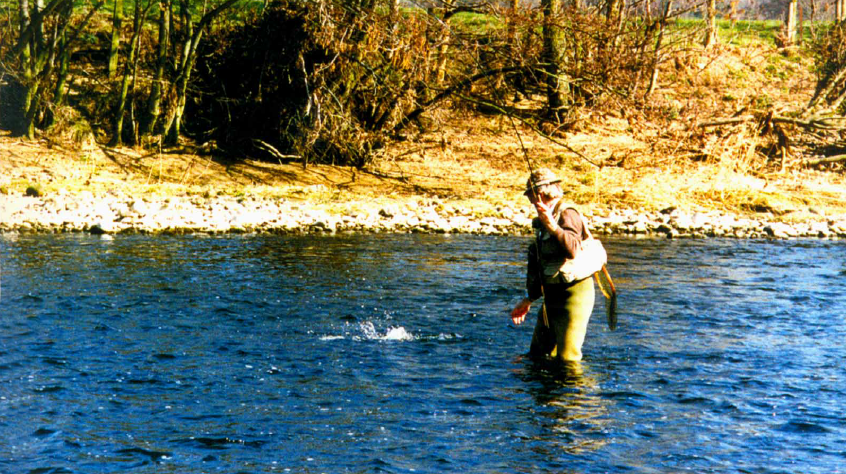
[803,154,846,166]
[10,0,72,58]
[456,92,606,169]
[394,65,526,132]
[696,116,755,127]
[698,114,846,131]
[251,138,301,161]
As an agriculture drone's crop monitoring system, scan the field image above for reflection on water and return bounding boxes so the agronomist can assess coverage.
[1,233,845,473]
[517,359,609,456]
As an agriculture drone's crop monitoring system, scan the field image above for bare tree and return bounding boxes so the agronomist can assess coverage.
[784,0,798,45]
[507,0,520,51]
[163,0,243,143]
[647,0,673,96]
[805,22,846,117]
[434,2,455,84]
[9,0,103,138]
[107,0,123,78]
[111,0,155,145]
[140,0,169,138]
[703,0,717,48]
[542,0,567,120]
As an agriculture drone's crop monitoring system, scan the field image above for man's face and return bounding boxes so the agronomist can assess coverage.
[527,190,554,205]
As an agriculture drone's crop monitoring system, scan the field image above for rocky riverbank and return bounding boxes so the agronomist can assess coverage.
[3,189,846,239]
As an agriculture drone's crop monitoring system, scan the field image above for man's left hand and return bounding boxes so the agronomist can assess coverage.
[535,201,557,233]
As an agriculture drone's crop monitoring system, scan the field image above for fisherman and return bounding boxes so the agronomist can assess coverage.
[510,168,598,363]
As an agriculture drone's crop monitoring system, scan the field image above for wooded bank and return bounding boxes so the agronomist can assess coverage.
[2,0,846,175]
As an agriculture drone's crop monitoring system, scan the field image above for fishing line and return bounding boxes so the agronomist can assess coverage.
[443,2,554,328]
[443,3,618,329]
[399,1,617,327]
[408,0,604,169]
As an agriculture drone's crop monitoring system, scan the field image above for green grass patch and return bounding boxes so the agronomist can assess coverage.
[450,11,503,35]
[675,18,836,46]
[671,18,781,45]
[719,19,782,44]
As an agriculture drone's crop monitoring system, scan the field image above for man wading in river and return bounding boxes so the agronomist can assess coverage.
[510,168,606,363]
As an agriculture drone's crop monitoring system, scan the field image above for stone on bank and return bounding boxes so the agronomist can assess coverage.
[1,192,845,239]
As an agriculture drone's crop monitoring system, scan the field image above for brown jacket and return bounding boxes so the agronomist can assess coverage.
[526,202,590,301]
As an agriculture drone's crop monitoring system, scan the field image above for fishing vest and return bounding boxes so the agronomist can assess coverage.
[534,201,606,284]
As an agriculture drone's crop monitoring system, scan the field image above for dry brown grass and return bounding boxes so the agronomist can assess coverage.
[3,118,846,220]
[3,41,846,221]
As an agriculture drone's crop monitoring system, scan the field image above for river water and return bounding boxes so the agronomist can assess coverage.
[1,233,844,473]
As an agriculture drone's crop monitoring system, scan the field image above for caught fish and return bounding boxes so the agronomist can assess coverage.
[594,265,618,330]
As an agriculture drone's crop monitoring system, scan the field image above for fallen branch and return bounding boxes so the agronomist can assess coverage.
[803,154,846,166]
[697,116,755,127]
[394,65,526,132]
[454,92,606,169]
[697,114,846,131]
[360,168,409,182]
[772,116,846,130]
[251,139,301,162]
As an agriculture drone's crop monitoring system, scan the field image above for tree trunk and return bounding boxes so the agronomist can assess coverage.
[784,0,798,45]
[141,0,170,138]
[434,3,454,85]
[18,0,35,137]
[51,0,100,111]
[729,0,738,27]
[52,38,70,106]
[510,3,522,60]
[508,0,519,43]
[616,0,626,33]
[606,0,625,47]
[14,0,102,135]
[163,0,192,143]
[19,0,58,138]
[501,0,521,92]
[703,0,717,47]
[23,82,43,139]
[647,0,673,97]
[107,0,122,78]
[385,0,400,64]
[50,0,74,109]
[165,0,242,144]
[165,33,193,144]
[112,0,152,145]
[606,0,619,21]
[542,0,567,119]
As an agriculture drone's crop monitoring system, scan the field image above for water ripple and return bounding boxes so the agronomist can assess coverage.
[1,235,845,473]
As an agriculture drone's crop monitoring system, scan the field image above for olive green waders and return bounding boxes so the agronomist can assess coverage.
[528,277,595,362]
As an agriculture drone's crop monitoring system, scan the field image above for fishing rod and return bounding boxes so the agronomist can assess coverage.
[519,135,552,329]
[447,2,618,329]
[409,1,617,328]
[475,48,553,330]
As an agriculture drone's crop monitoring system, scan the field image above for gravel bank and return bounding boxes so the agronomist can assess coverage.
[2,191,846,239]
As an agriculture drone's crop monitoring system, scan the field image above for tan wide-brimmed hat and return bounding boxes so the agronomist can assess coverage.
[523,168,561,195]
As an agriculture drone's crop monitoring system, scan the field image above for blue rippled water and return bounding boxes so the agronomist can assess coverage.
[1,233,845,473]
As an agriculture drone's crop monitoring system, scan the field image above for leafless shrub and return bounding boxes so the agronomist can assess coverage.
[806,22,846,117]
